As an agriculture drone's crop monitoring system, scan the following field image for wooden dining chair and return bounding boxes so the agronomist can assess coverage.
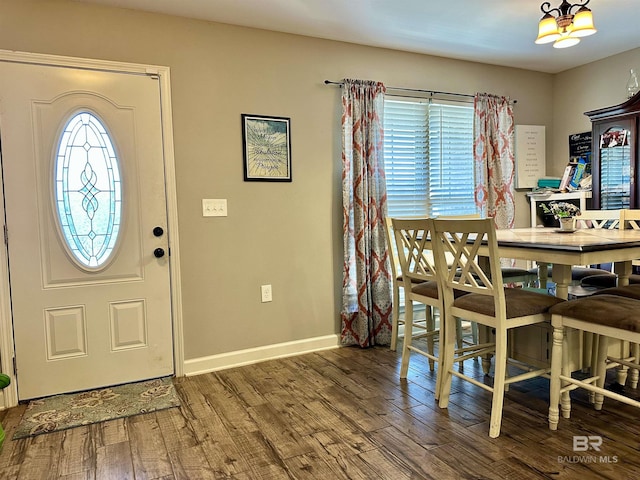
[591,284,640,389]
[391,218,446,397]
[384,217,427,351]
[390,215,531,365]
[392,218,479,399]
[548,293,640,432]
[580,209,640,390]
[431,217,564,438]
[439,214,537,354]
[620,208,640,278]
[620,209,640,385]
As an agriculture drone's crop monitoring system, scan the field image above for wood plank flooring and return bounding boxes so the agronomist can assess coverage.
[0,342,639,479]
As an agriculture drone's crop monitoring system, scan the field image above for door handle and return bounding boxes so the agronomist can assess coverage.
[153,226,164,237]
[153,248,165,258]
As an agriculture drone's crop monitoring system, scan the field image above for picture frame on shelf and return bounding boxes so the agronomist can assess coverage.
[241,114,292,182]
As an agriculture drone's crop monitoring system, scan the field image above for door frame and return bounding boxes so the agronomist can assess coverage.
[0,49,184,408]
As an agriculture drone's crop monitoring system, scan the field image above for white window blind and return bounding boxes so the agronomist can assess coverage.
[599,140,631,209]
[384,97,477,217]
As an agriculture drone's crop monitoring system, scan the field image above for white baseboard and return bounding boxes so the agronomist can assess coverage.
[183,334,341,376]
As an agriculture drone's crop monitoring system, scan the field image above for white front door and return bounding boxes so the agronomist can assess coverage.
[0,61,174,400]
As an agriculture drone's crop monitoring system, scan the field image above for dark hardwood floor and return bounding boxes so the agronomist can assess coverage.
[0,340,638,479]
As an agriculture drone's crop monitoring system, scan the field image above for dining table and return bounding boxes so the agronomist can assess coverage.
[485,226,640,300]
[477,226,640,373]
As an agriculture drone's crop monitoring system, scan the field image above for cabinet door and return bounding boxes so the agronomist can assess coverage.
[593,119,635,209]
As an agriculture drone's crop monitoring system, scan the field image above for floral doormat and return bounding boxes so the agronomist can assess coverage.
[13,377,180,439]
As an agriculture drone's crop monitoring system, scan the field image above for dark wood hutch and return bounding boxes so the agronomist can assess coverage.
[585,92,640,209]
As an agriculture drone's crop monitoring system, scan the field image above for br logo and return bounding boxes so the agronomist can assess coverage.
[573,435,603,452]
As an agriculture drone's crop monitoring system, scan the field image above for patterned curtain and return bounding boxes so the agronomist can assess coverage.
[340,79,392,347]
[473,93,516,229]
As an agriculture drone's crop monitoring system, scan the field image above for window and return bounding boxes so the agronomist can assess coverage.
[383,97,477,217]
[54,111,122,269]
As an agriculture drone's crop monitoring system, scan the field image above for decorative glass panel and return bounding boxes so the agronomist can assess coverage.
[599,127,631,209]
[54,112,121,269]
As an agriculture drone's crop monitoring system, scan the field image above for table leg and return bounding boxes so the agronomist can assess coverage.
[615,260,632,287]
[551,264,571,300]
[538,263,549,290]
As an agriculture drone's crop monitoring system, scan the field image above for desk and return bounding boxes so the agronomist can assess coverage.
[489,227,640,300]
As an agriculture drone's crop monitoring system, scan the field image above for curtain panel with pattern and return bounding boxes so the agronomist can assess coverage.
[340,79,392,347]
[473,93,516,230]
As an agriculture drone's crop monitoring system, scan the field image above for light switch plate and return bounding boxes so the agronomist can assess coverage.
[202,199,227,217]
[261,284,272,302]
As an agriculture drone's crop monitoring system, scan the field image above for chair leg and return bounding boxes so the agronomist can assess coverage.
[549,323,563,431]
[560,326,572,419]
[426,307,435,371]
[471,321,479,362]
[594,336,609,411]
[390,284,400,351]
[631,343,640,389]
[489,328,507,438]
[437,312,458,409]
[588,334,600,404]
[582,332,592,374]
[615,340,629,387]
[479,325,492,375]
[455,319,466,367]
[399,298,414,379]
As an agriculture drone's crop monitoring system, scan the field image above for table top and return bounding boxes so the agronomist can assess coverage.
[495,227,640,253]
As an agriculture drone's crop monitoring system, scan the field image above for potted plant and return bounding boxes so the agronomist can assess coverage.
[542,201,582,231]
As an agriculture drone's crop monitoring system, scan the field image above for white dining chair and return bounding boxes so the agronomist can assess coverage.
[578,209,640,390]
[431,217,564,438]
[384,217,428,351]
[548,292,640,431]
[618,209,640,388]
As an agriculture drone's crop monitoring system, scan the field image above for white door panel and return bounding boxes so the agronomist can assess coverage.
[35,92,144,286]
[0,61,174,399]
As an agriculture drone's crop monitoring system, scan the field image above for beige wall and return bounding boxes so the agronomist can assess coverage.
[0,0,555,362]
[552,47,640,178]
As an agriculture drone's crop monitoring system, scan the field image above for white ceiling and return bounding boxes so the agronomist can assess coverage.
[77,0,640,74]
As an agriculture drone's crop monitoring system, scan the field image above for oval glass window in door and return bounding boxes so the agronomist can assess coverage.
[54,111,122,269]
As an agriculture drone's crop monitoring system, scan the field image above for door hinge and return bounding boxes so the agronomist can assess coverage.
[3,225,7,245]
[12,357,17,376]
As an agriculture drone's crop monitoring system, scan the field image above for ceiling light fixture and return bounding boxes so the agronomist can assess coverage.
[535,0,597,49]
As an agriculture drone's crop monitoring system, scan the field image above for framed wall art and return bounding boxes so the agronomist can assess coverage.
[241,114,292,182]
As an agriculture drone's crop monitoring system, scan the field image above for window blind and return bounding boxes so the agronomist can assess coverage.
[600,144,631,209]
[384,97,476,218]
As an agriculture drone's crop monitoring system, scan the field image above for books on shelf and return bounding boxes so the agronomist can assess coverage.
[570,158,588,189]
[558,157,591,192]
[559,164,575,191]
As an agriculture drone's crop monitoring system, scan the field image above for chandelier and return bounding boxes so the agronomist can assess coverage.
[535,0,597,49]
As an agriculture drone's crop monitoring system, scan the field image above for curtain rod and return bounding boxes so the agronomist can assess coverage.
[323,80,517,104]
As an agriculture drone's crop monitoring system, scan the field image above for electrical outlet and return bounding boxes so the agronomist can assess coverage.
[261,284,272,303]
[202,198,227,217]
